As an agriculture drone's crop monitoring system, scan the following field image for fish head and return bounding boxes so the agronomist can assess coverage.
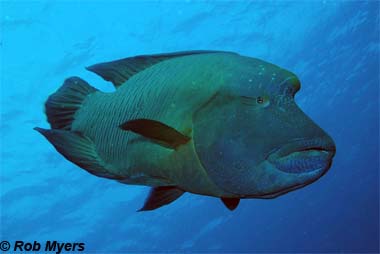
[193,58,336,198]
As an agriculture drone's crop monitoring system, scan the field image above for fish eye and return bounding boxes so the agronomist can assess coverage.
[257,96,264,104]
[240,95,269,107]
[256,95,270,107]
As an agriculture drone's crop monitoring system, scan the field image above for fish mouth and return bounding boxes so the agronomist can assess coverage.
[267,138,336,174]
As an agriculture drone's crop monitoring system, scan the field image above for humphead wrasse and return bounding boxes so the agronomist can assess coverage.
[35,51,336,211]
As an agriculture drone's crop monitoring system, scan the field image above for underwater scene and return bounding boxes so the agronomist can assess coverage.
[1,1,379,253]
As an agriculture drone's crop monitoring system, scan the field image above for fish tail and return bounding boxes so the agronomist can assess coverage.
[33,127,122,180]
[44,76,98,130]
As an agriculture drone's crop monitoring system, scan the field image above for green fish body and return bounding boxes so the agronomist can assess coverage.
[36,51,336,211]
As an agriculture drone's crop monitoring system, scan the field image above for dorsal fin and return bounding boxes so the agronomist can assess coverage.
[86,50,236,88]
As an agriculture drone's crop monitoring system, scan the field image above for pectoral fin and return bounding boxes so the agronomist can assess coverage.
[221,197,240,211]
[139,186,185,211]
[120,119,190,149]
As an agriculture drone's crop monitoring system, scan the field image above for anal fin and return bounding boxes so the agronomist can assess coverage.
[139,186,185,211]
[34,127,122,180]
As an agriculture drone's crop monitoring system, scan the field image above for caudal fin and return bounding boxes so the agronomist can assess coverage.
[45,76,98,130]
[33,127,122,180]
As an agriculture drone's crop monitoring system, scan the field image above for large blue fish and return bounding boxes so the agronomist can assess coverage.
[35,51,336,211]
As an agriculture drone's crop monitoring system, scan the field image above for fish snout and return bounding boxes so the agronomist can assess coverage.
[267,137,336,174]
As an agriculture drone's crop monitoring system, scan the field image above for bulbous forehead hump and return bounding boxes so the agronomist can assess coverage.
[224,55,300,95]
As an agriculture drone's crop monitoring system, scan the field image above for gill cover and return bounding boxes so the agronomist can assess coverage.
[193,92,262,196]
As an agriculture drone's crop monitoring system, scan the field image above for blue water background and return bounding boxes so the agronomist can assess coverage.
[1,1,379,252]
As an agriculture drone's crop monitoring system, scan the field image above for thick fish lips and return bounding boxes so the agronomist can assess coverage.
[267,138,336,175]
